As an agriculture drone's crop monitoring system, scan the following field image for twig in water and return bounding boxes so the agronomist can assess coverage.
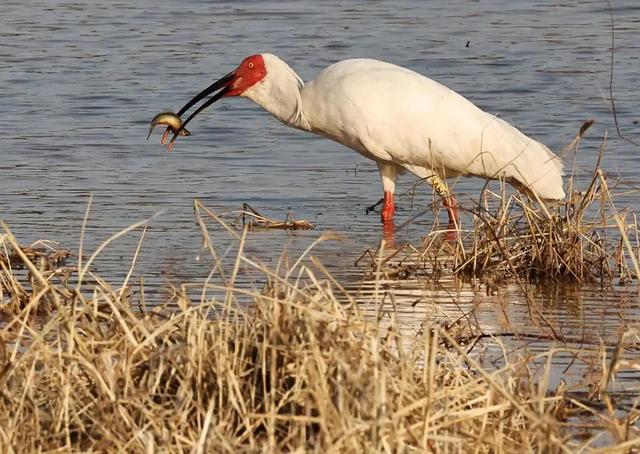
[236,203,314,230]
[365,197,384,215]
[605,0,638,146]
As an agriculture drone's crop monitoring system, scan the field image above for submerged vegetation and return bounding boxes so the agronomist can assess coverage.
[0,131,638,451]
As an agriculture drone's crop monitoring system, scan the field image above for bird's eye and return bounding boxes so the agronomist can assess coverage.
[248,62,254,69]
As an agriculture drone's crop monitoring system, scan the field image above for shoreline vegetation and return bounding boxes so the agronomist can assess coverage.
[1,137,639,451]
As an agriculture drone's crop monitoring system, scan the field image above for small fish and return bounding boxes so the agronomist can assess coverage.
[147,112,190,145]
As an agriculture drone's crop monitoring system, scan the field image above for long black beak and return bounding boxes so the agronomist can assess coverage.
[169,70,235,147]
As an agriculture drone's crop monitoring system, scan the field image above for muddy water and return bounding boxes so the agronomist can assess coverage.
[2,0,640,432]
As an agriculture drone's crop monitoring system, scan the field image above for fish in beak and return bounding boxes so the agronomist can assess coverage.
[165,71,236,150]
[152,54,267,151]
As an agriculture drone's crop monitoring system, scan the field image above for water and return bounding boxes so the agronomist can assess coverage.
[2,0,640,432]
[2,0,639,273]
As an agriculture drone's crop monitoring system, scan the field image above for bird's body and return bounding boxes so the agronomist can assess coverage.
[298,58,564,200]
[168,53,565,236]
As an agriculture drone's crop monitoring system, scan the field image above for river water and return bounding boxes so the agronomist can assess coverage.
[2,0,640,434]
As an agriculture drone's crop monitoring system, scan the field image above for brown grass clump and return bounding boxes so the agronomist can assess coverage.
[1,216,639,452]
[369,131,640,288]
[455,165,639,285]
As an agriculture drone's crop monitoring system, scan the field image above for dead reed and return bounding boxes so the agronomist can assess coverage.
[367,131,640,289]
[0,212,638,452]
[455,166,639,286]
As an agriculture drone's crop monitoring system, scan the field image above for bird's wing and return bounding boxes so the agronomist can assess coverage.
[304,59,564,200]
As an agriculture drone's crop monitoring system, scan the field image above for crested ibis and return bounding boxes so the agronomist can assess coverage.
[165,54,565,236]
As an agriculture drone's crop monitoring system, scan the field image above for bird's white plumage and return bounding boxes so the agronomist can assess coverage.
[243,54,564,200]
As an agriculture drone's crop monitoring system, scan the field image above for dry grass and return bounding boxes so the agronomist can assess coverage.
[1,206,639,452]
[233,203,315,230]
[455,168,639,286]
[367,132,640,290]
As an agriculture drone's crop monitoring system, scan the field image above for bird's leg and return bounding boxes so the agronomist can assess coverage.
[375,162,399,247]
[381,191,395,222]
[377,162,398,223]
[443,194,459,227]
[429,174,459,241]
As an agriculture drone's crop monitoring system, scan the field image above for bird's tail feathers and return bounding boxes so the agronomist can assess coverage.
[515,141,565,200]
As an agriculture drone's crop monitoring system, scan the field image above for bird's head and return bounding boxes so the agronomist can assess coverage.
[172,54,267,126]
[224,54,268,97]
[168,54,304,147]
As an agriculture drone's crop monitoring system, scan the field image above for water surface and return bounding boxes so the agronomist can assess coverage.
[2,0,640,430]
[2,1,639,279]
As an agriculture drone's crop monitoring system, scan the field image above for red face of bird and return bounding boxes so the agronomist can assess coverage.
[167,55,267,148]
[225,55,267,97]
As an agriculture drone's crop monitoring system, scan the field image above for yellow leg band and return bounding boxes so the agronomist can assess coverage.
[428,175,450,198]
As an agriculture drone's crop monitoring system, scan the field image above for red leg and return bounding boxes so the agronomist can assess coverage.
[377,163,398,247]
[443,195,459,241]
[381,191,395,223]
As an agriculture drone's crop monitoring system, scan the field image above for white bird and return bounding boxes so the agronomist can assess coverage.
[167,53,564,236]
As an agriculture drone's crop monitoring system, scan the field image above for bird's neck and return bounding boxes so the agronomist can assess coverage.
[242,66,310,131]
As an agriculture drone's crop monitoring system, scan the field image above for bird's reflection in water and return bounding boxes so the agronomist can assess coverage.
[382,220,396,249]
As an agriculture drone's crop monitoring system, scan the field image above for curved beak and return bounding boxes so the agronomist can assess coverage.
[167,70,236,149]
